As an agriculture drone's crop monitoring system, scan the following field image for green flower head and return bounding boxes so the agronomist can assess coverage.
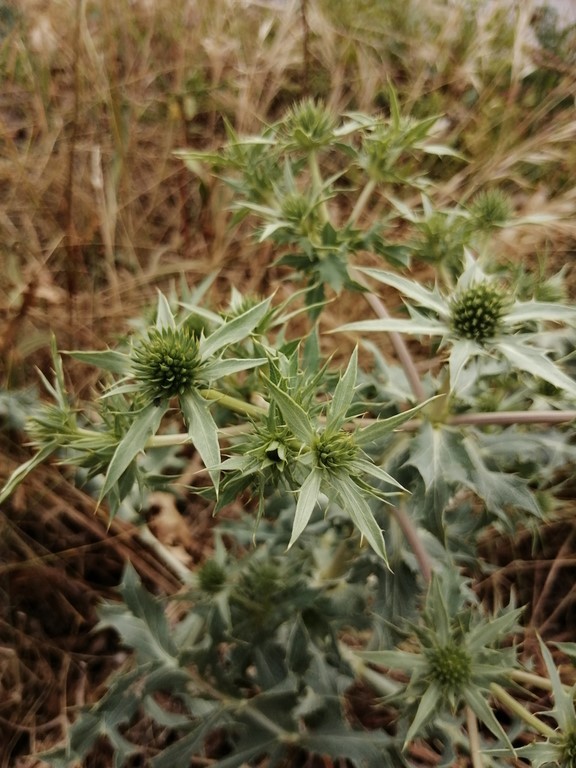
[562,731,576,766]
[131,326,204,404]
[449,281,507,343]
[278,98,337,151]
[469,188,512,230]
[313,429,358,473]
[425,642,472,693]
[359,571,522,748]
[198,559,227,594]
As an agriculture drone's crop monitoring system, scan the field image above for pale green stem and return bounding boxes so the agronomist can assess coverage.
[308,150,331,223]
[466,705,485,768]
[390,500,433,584]
[510,668,573,694]
[398,409,576,432]
[338,643,401,697]
[349,267,426,402]
[199,388,268,418]
[236,700,298,743]
[448,410,576,427]
[490,682,557,739]
[346,178,376,228]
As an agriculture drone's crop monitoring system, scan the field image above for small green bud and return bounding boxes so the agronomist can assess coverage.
[426,643,472,692]
[238,561,281,603]
[198,560,227,594]
[132,326,203,403]
[314,430,358,472]
[450,282,507,343]
[279,99,336,151]
[469,189,511,230]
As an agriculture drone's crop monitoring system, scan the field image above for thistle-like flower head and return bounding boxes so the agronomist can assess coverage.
[469,188,511,230]
[198,559,227,594]
[313,429,358,473]
[449,281,507,343]
[278,98,337,151]
[425,642,472,693]
[131,326,204,404]
[338,252,576,396]
[359,571,522,748]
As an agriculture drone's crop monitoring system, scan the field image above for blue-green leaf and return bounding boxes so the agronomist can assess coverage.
[356,397,441,447]
[199,297,271,359]
[355,267,449,317]
[155,291,176,330]
[326,347,358,431]
[265,378,313,443]
[0,442,59,504]
[180,389,221,491]
[496,339,576,398]
[337,317,447,336]
[331,476,388,562]
[99,403,167,508]
[66,349,130,375]
[288,468,322,548]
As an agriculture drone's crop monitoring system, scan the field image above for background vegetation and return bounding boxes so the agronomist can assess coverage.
[1,0,576,766]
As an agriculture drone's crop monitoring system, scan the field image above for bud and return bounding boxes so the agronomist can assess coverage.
[198,560,227,594]
[131,326,203,403]
[450,282,507,343]
[314,430,358,472]
[469,189,511,231]
[426,643,472,692]
[279,99,336,151]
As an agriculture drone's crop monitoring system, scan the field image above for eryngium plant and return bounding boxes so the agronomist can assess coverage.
[3,90,576,767]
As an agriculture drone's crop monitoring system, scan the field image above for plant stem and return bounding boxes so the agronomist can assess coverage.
[466,706,485,768]
[338,643,401,697]
[399,409,576,432]
[490,682,557,739]
[300,0,310,96]
[350,267,426,402]
[448,410,576,427]
[199,388,269,418]
[509,668,573,694]
[309,150,331,223]
[391,501,433,584]
[346,179,376,227]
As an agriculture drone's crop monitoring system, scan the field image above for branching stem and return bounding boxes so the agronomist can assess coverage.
[346,179,376,227]
[466,706,485,768]
[390,500,433,584]
[490,682,556,739]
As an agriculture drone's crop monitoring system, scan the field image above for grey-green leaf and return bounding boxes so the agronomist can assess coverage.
[355,267,449,317]
[288,468,322,549]
[199,297,271,359]
[356,397,441,447]
[496,339,576,398]
[180,389,221,491]
[265,378,313,443]
[66,349,130,375]
[99,403,167,508]
[326,347,358,431]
